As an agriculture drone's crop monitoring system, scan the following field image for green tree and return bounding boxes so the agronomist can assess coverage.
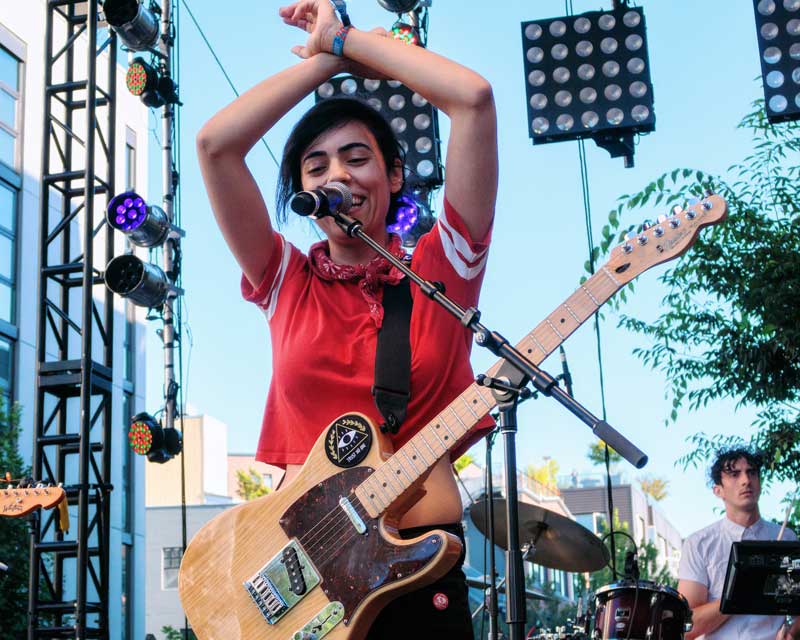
[453,453,474,473]
[587,440,622,467]
[236,467,272,501]
[593,100,800,487]
[638,475,669,502]
[0,397,29,637]
[588,510,675,592]
[162,625,197,640]
[525,458,559,491]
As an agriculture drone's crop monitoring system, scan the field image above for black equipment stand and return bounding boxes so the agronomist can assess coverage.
[329,210,649,640]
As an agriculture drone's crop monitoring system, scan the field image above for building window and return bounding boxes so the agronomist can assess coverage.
[125,141,136,191]
[0,179,16,327]
[0,335,11,407]
[262,473,273,490]
[0,48,20,170]
[121,543,132,639]
[121,392,133,532]
[162,547,182,590]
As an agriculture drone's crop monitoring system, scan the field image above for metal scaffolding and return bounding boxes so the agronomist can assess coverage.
[29,0,116,637]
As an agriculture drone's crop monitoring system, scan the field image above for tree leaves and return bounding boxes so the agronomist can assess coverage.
[593,100,800,486]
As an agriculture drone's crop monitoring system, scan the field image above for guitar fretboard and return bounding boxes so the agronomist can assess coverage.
[354,264,625,518]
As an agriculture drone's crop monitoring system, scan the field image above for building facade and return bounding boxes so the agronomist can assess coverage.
[0,2,151,637]
[559,473,683,577]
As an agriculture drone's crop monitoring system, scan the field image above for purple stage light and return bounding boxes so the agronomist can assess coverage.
[105,190,170,248]
[388,194,420,235]
[108,191,147,232]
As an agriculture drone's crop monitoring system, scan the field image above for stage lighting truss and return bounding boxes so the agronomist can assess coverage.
[129,412,182,464]
[102,0,161,52]
[752,0,800,123]
[315,75,444,189]
[125,57,180,108]
[521,6,655,159]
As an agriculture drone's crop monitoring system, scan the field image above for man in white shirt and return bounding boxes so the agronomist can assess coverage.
[678,448,799,640]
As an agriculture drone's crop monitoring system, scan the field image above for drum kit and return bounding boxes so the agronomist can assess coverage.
[468,499,693,640]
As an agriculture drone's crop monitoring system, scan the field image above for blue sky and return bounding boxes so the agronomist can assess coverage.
[144,0,794,537]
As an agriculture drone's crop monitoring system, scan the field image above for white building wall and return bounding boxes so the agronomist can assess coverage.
[0,2,151,637]
[201,414,229,498]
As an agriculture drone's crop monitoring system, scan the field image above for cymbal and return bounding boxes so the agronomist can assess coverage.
[469,498,609,572]
[465,575,551,601]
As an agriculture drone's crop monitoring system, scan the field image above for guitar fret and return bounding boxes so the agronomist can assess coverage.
[563,303,581,324]
[439,416,458,440]
[600,266,621,287]
[462,396,479,420]
[377,467,401,498]
[474,386,494,409]
[419,432,438,459]
[580,284,601,307]
[401,448,421,476]
[361,479,386,512]
[529,333,548,354]
[372,474,393,505]
[449,407,468,433]
[390,458,413,488]
[545,318,565,339]
[410,440,429,467]
[429,425,447,450]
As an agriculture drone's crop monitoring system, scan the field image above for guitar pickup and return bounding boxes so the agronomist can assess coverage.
[281,545,307,595]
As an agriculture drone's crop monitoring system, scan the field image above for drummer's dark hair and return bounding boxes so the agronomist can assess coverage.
[709,446,764,486]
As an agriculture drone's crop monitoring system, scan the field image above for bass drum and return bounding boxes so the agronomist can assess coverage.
[592,580,692,640]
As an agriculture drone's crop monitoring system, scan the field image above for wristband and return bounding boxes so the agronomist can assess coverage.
[331,25,352,56]
[331,0,351,27]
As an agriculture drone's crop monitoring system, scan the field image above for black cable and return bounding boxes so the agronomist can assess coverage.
[179,0,280,168]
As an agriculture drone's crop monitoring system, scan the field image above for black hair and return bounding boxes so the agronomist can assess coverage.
[709,446,764,486]
[275,97,406,226]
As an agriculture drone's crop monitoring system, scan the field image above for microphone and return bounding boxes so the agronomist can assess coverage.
[290,181,353,218]
[559,345,574,397]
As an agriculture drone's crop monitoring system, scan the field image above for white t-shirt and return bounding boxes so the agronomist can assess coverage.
[678,516,796,640]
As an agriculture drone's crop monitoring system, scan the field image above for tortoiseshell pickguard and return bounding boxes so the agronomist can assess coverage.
[278,467,443,623]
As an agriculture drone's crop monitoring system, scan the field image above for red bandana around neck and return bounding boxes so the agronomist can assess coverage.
[308,234,407,327]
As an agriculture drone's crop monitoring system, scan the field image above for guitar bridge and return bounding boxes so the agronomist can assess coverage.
[243,539,321,625]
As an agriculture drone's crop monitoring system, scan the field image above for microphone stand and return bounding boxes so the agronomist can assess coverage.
[328,211,648,640]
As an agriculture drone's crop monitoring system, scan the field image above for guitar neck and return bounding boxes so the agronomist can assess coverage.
[354,265,624,517]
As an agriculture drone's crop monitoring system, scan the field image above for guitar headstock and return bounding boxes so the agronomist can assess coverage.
[604,194,728,285]
[1,484,66,517]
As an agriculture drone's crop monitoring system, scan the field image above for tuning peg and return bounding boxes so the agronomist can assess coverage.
[641,220,652,230]
[671,205,682,216]
[687,197,700,206]
[656,214,668,224]
[625,230,637,241]
[705,188,715,197]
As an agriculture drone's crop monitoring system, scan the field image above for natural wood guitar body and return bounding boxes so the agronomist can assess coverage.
[179,413,462,640]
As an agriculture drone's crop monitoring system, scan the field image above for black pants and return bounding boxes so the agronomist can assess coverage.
[366,523,474,640]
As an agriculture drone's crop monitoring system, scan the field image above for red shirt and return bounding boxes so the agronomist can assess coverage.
[242,197,495,467]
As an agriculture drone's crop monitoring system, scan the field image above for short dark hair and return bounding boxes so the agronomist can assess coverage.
[275,97,405,227]
[709,446,764,486]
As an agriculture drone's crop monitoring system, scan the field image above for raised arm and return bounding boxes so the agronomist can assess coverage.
[281,1,498,241]
[196,54,343,288]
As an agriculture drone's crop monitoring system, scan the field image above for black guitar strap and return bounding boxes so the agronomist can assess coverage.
[373,276,413,435]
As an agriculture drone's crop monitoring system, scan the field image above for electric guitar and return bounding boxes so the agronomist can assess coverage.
[179,195,728,640]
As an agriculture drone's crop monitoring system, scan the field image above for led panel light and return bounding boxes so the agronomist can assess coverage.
[315,75,443,189]
[752,0,800,123]
[521,6,655,146]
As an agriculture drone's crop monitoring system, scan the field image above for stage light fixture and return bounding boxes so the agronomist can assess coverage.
[391,21,420,46]
[752,0,800,123]
[390,190,435,248]
[377,0,420,13]
[521,6,655,165]
[104,254,170,308]
[128,412,182,464]
[107,190,170,247]
[102,0,160,51]
[125,58,180,108]
[315,75,443,189]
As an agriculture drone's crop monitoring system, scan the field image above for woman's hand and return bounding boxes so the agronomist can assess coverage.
[279,1,341,59]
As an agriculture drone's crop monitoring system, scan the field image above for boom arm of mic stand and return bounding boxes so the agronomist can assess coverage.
[330,211,648,470]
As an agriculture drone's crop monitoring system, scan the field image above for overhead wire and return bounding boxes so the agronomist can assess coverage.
[179,0,280,168]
